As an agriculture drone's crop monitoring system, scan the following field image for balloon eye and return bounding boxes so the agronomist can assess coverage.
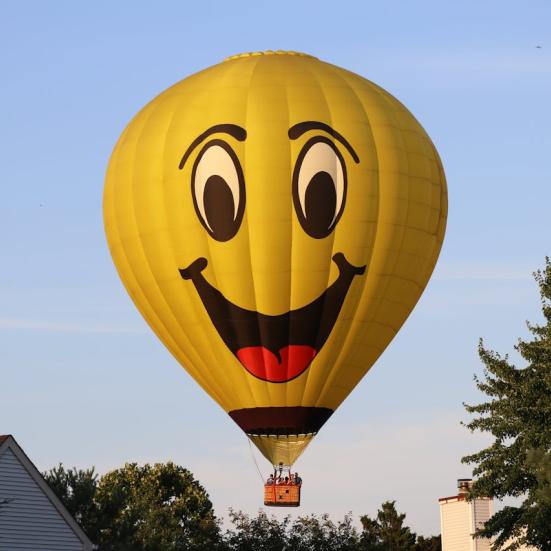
[292,137,347,239]
[191,140,245,241]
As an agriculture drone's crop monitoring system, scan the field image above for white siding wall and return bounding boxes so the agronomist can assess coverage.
[441,499,473,551]
[0,449,84,550]
[473,499,492,551]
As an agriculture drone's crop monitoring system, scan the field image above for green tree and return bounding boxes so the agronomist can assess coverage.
[462,258,551,550]
[95,462,221,551]
[377,501,416,550]
[46,461,221,551]
[224,509,289,551]
[358,513,380,550]
[223,511,360,551]
[414,535,441,551]
[287,513,359,551]
[44,460,442,551]
[43,464,99,540]
[359,501,433,551]
[527,449,551,505]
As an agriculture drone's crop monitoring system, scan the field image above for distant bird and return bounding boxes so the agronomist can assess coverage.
[536,45,542,49]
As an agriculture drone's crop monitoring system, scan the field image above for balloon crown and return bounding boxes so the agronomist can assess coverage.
[224,50,317,61]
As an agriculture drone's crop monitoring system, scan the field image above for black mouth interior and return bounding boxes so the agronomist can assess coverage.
[179,252,365,360]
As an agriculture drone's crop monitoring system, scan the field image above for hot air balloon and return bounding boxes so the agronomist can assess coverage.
[103,50,447,506]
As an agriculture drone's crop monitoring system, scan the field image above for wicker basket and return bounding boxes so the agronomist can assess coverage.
[264,484,301,507]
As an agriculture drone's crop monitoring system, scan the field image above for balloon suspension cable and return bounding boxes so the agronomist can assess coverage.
[247,437,266,484]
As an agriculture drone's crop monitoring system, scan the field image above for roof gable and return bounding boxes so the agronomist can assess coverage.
[0,435,94,550]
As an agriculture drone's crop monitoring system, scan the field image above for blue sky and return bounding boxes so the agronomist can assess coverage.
[1,0,550,535]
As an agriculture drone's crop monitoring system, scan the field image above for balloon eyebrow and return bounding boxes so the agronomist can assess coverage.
[288,121,359,163]
[179,124,247,169]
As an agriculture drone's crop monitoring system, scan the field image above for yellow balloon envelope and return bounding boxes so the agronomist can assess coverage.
[103,51,447,467]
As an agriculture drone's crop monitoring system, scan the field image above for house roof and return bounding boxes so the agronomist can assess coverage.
[438,494,466,503]
[0,435,94,550]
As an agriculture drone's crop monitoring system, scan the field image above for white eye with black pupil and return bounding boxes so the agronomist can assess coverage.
[191,140,245,242]
[292,137,347,239]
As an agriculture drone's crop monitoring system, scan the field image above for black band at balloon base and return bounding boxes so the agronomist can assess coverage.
[229,406,333,436]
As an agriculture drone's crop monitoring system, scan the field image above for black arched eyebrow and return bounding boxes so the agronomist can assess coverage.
[288,121,359,163]
[179,124,247,169]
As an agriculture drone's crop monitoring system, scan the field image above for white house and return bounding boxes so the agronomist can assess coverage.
[0,435,94,550]
[439,478,537,551]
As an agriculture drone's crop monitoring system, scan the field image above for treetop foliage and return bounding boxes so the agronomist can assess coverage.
[44,462,219,551]
[43,464,440,551]
[462,257,551,550]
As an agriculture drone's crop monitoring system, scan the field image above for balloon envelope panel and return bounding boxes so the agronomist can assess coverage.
[104,51,447,466]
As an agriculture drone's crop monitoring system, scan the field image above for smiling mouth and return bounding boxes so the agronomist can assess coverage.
[179,252,365,383]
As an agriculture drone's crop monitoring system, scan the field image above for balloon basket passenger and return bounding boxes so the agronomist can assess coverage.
[264,467,302,507]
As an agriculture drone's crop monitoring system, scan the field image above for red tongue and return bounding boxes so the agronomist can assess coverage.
[237,345,317,382]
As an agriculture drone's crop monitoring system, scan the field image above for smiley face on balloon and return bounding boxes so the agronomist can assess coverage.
[178,120,366,383]
[104,51,447,467]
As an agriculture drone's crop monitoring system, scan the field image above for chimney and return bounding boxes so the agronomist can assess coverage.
[457,478,473,495]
